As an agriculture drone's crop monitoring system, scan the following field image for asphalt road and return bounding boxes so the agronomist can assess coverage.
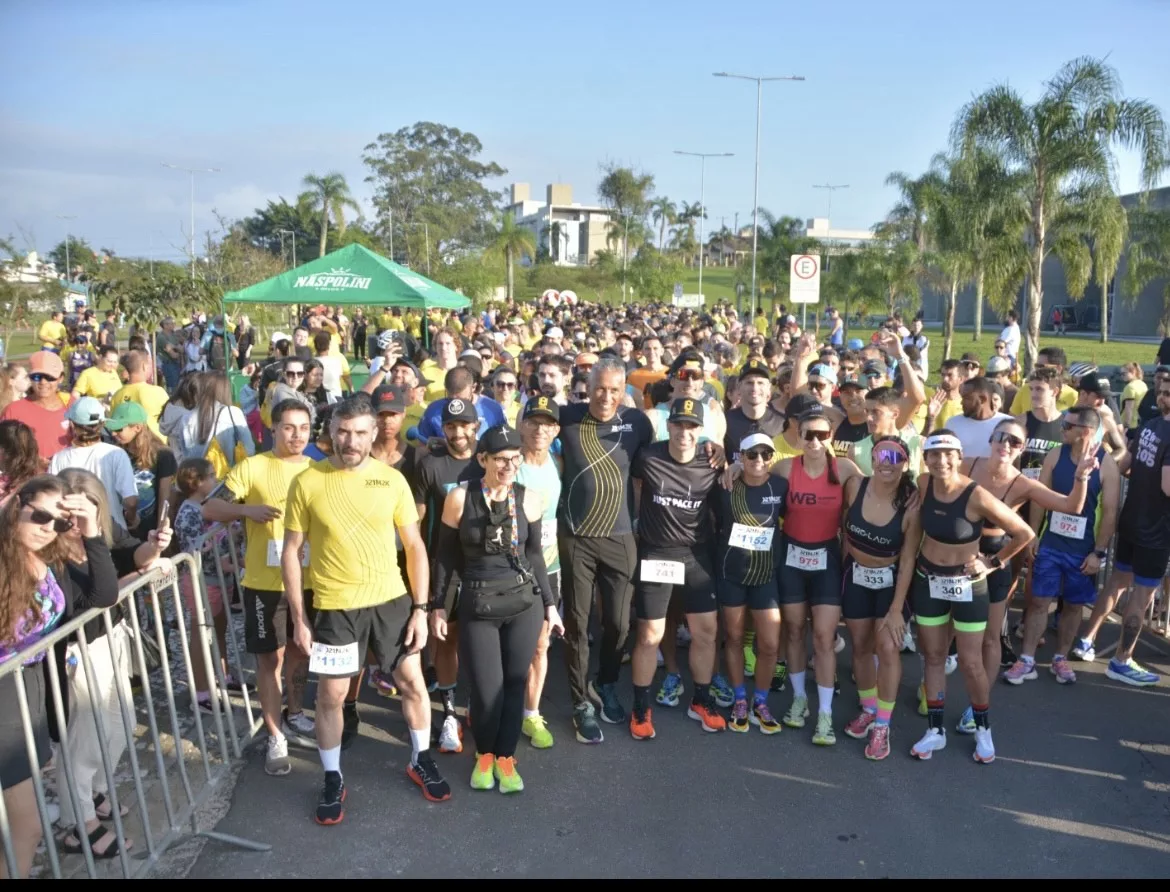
[186,617,1170,879]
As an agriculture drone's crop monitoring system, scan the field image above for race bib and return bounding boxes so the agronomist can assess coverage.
[267,540,310,568]
[1050,512,1087,540]
[729,523,774,552]
[786,545,827,571]
[640,560,685,585]
[309,641,359,676]
[929,574,973,603]
[540,523,557,549]
[1022,467,1041,481]
[852,563,894,590]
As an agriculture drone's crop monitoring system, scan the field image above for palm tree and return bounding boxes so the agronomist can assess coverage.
[1121,205,1170,334]
[485,213,536,301]
[650,197,677,253]
[954,56,1167,370]
[301,171,362,257]
[883,170,941,252]
[754,211,819,300]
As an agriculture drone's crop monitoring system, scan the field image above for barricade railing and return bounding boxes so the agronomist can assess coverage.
[0,546,268,879]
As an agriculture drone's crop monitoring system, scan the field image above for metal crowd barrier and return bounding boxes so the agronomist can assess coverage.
[0,531,269,879]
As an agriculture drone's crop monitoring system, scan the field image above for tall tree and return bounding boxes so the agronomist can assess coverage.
[48,237,98,279]
[954,56,1167,371]
[1121,204,1170,333]
[240,195,324,262]
[754,210,819,300]
[650,197,677,253]
[597,164,655,261]
[301,172,361,258]
[485,213,537,302]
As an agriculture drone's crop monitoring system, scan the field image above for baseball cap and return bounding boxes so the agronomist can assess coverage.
[522,395,561,422]
[104,400,148,431]
[1157,365,1170,376]
[478,424,522,454]
[784,392,823,422]
[668,397,705,426]
[575,352,599,368]
[441,397,478,425]
[960,352,982,367]
[847,338,865,351]
[739,358,771,382]
[391,358,423,383]
[458,349,484,376]
[862,359,889,379]
[1077,375,1107,396]
[986,356,1012,375]
[808,363,837,386]
[65,396,107,426]
[668,350,705,377]
[838,374,865,390]
[270,331,291,343]
[370,384,407,414]
[740,431,774,453]
[28,351,65,379]
[545,326,564,340]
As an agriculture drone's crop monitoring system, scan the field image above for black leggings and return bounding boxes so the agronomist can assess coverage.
[459,600,544,758]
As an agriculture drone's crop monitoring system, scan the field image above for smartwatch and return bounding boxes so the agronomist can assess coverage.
[410,602,430,613]
[1094,549,1108,560]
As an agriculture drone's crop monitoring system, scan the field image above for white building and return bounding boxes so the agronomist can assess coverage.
[804,217,876,249]
[0,250,60,284]
[504,183,613,266]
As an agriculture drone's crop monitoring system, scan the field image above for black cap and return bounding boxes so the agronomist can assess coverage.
[478,424,523,454]
[739,358,771,382]
[784,392,823,422]
[391,358,423,383]
[370,384,407,414]
[1078,375,1107,396]
[862,359,889,378]
[522,395,560,422]
[668,350,705,377]
[839,374,865,390]
[668,397,706,426]
[441,397,478,425]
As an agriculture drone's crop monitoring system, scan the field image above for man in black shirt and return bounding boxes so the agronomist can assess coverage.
[831,373,869,457]
[629,398,724,740]
[557,356,653,743]
[1136,366,1170,426]
[724,358,784,465]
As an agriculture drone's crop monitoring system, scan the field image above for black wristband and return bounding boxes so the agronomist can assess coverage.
[410,602,429,613]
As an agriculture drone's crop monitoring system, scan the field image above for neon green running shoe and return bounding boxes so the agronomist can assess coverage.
[470,752,495,790]
[783,695,809,729]
[494,756,524,794]
[917,682,928,717]
[522,713,554,749]
[744,644,757,677]
[812,712,836,746]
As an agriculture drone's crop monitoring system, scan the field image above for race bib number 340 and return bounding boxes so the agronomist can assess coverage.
[640,560,685,585]
[928,574,973,603]
[786,545,827,571]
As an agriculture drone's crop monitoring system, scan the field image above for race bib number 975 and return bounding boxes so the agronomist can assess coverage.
[786,545,827,571]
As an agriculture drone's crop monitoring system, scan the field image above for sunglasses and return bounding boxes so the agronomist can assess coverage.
[874,448,908,465]
[743,449,775,461]
[30,373,58,383]
[676,369,704,381]
[1060,419,1087,431]
[494,380,518,390]
[26,507,74,533]
[285,370,305,378]
[803,429,832,443]
[573,390,588,399]
[992,431,1024,448]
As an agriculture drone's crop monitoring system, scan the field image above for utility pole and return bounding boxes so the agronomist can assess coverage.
[161,162,220,281]
[812,182,850,221]
[674,150,734,306]
[278,229,297,268]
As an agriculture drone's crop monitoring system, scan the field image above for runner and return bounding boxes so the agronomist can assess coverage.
[629,399,724,739]
[201,399,317,775]
[646,349,726,445]
[1015,368,1065,479]
[909,432,1035,764]
[831,373,870,458]
[284,397,449,825]
[430,426,563,792]
[723,359,785,466]
[840,435,919,760]
[849,387,924,479]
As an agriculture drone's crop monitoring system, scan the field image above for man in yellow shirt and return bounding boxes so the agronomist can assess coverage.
[110,350,169,440]
[283,397,448,817]
[72,345,123,405]
[420,329,459,402]
[928,358,965,430]
[38,311,67,350]
[202,399,317,773]
[1008,345,1079,414]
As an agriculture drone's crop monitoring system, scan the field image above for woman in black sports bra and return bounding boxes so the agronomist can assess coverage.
[909,429,1034,767]
[839,435,921,762]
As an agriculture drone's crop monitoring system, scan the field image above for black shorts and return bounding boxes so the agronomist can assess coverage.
[635,549,717,620]
[776,538,842,607]
[911,558,990,633]
[985,565,1013,605]
[841,556,897,620]
[312,596,415,677]
[0,667,49,789]
[1114,536,1170,587]
[717,579,779,611]
[244,588,315,654]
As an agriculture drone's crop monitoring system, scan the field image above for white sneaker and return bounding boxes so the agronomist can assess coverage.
[834,633,846,654]
[973,727,995,764]
[901,628,917,653]
[438,714,463,754]
[910,727,947,760]
[944,654,958,675]
[265,734,291,776]
[676,626,692,647]
[281,710,316,749]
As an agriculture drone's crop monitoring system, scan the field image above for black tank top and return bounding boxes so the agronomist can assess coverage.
[724,405,785,464]
[968,458,1024,553]
[921,478,983,545]
[459,483,532,582]
[832,417,870,459]
[845,477,905,559]
[1022,412,1063,475]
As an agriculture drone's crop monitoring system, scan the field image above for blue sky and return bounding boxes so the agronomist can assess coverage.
[2,0,1168,263]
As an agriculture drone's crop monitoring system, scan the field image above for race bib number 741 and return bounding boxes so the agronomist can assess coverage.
[640,560,685,585]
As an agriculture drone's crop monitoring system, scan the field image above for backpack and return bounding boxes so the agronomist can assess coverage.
[208,332,228,372]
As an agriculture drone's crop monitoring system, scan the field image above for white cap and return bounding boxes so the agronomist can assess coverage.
[546,326,564,340]
[271,331,291,343]
[740,432,774,453]
[923,434,963,453]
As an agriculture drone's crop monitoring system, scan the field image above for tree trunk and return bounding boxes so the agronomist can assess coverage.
[944,279,958,360]
[1100,280,1110,343]
[506,247,514,301]
[1026,240,1044,376]
[973,268,985,340]
[319,211,328,258]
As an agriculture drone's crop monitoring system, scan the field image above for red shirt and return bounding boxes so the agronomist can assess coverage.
[0,399,71,463]
[784,455,844,544]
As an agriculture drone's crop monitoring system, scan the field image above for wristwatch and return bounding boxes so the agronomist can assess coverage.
[1094,549,1108,560]
[410,602,430,613]
[988,555,1003,571]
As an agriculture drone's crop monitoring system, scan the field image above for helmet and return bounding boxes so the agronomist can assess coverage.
[377,330,396,351]
[1067,361,1096,380]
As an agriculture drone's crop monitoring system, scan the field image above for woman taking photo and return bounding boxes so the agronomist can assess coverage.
[106,401,178,535]
[0,476,117,878]
[0,420,41,507]
[910,431,1035,765]
[430,426,563,794]
[840,434,919,761]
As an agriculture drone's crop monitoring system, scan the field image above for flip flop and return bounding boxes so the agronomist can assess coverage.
[92,793,129,821]
[60,825,132,860]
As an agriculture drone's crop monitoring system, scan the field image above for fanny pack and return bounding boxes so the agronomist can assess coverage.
[467,573,536,620]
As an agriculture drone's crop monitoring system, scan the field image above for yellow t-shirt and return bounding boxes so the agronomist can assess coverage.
[73,367,122,402]
[39,320,66,348]
[110,382,170,441]
[753,316,769,335]
[1121,379,1148,428]
[403,402,427,442]
[419,360,449,403]
[225,453,315,593]
[935,397,964,429]
[502,399,520,427]
[284,459,418,610]
[386,316,404,332]
[1009,383,1078,416]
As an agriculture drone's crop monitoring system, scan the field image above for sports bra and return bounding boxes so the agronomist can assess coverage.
[968,458,1022,554]
[921,477,983,546]
[845,477,904,559]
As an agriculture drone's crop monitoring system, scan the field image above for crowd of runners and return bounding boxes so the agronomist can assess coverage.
[0,295,1168,853]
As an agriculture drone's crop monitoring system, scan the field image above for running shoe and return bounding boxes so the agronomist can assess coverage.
[522,713,554,748]
[955,706,976,735]
[744,643,757,677]
[281,709,316,749]
[711,674,735,708]
[1003,659,1038,685]
[782,696,809,729]
[655,672,684,707]
[588,679,626,724]
[315,770,346,825]
[973,727,996,764]
[729,699,750,733]
[676,625,692,647]
[573,702,604,744]
[751,701,782,735]
[407,753,452,802]
[494,756,524,794]
[1050,656,1077,685]
[901,629,917,654]
[368,668,398,698]
[265,734,290,776]
[687,701,727,732]
[910,728,947,760]
[916,683,927,717]
[865,724,891,761]
[629,707,656,740]
[470,752,495,790]
[844,711,876,740]
[770,661,788,693]
[944,654,958,676]
[1071,637,1095,662]
[341,701,360,750]
[438,714,463,754]
[834,633,846,654]
[1105,658,1160,687]
[1000,636,1018,669]
[812,713,836,746]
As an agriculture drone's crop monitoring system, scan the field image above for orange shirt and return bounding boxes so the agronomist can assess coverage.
[627,367,668,409]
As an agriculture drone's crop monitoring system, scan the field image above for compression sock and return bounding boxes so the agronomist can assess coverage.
[733,684,747,702]
[692,682,711,706]
[633,685,652,713]
[875,699,894,727]
[790,670,807,699]
[858,687,878,715]
[927,697,945,732]
[319,745,341,774]
[439,684,457,716]
[972,703,990,730]
[753,688,768,707]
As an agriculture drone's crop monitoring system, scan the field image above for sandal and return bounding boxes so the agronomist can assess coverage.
[60,824,132,860]
[92,793,129,821]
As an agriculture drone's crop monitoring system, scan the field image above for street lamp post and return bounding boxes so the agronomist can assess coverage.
[812,182,850,221]
[674,150,733,307]
[714,71,805,318]
[162,162,220,281]
[277,229,297,268]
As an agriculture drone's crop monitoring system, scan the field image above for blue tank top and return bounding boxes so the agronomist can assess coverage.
[515,455,561,573]
[1039,444,1104,556]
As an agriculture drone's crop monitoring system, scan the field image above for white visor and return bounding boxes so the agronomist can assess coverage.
[740,432,774,453]
[923,434,963,453]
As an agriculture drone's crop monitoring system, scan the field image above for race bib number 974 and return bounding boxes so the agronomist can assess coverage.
[1050,512,1087,540]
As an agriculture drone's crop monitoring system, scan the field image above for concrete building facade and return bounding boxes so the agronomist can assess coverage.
[504,183,613,266]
